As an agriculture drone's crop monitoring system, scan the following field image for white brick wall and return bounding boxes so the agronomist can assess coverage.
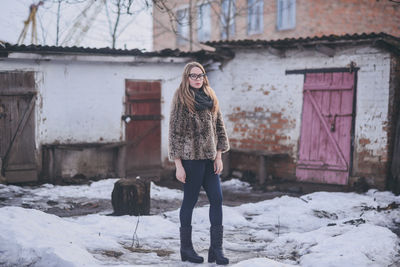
[1,45,392,175]
[207,45,391,169]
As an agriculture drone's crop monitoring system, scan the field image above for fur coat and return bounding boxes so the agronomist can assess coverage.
[168,91,230,160]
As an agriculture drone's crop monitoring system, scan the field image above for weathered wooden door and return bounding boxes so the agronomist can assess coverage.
[391,104,400,193]
[296,72,355,185]
[0,72,37,183]
[124,80,161,175]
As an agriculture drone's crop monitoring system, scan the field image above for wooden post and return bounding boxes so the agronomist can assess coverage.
[259,155,267,185]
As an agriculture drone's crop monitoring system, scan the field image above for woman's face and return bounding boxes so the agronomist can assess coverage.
[188,67,204,89]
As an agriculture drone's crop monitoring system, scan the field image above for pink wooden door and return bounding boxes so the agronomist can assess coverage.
[296,72,355,185]
[125,80,161,174]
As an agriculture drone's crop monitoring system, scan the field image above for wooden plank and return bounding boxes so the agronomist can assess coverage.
[6,163,37,171]
[0,71,35,91]
[296,168,348,185]
[298,84,313,162]
[310,90,322,162]
[319,86,331,163]
[329,89,341,166]
[4,169,37,183]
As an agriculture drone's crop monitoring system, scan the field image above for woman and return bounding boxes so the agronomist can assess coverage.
[168,62,230,265]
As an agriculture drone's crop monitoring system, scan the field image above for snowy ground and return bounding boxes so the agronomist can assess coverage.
[1,178,400,267]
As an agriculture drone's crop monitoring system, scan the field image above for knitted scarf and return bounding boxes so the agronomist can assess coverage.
[191,87,214,111]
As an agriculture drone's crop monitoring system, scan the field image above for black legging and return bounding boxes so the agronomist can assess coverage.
[180,159,223,227]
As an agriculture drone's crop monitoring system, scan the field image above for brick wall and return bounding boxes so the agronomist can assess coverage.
[153,0,400,51]
[352,49,392,189]
[206,44,392,188]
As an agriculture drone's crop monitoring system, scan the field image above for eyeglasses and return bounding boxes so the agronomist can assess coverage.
[188,73,206,80]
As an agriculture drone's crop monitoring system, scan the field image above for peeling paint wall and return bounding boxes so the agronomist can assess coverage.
[208,45,392,186]
[352,53,392,189]
[1,46,394,187]
[0,58,186,171]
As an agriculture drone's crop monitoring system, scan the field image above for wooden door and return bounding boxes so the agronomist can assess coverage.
[0,72,37,183]
[124,80,161,175]
[296,72,355,185]
[391,106,400,193]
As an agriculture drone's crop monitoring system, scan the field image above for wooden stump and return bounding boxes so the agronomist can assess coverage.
[111,178,150,216]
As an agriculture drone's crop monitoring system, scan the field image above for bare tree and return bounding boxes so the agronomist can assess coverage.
[21,0,150,48]
[41,0,88,46]
[152,0,254,51]
[105,0,150,49]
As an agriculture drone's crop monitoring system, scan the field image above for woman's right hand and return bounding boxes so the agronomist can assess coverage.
[174,158,186,183]
[176,165,186,183]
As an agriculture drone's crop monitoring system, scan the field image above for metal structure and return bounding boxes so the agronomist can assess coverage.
[17,1,44,45]
[60,0,106,46]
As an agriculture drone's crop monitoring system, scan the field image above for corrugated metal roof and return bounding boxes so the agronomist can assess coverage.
[0,42,213,60]
[205,32,400,54]
[1,32,399,59]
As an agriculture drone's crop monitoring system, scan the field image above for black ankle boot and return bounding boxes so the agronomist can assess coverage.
[208,225,229,265]
[180,226,204,263]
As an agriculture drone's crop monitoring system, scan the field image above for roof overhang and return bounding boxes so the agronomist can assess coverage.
[205,32,400,58]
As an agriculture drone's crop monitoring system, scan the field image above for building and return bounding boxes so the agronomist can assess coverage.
[1,33,399,192]
[153,0,400,51]
[206,32,400,191]
[0,44,214,183]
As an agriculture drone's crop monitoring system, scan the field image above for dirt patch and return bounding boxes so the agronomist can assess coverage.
[124,246,174,257]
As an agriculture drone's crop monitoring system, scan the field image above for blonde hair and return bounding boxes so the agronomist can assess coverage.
[176,62,219,114]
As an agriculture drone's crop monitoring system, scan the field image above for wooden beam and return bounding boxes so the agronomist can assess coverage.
[315,44,335,57]
[267,46,285,57]
[286,66,360,75]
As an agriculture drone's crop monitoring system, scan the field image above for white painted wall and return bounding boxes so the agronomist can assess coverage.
[0,56,188,163]
[1,46,391,173]
[207,46,391,164]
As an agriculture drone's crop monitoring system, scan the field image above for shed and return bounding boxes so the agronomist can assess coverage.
[205,32,400,191]
[0,44,214,183]
[1,33,399,192]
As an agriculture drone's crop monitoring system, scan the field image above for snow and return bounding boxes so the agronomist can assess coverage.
[150,182,183,200]
[1,178,400,266]
[221,178,252,192]
[231,258,297,267]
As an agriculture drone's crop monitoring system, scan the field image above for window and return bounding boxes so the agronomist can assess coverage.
[277,0,296,31]
[221,0,236,39]
[197,3,211,42]
[248,0,263,35]
[176,8,190,46]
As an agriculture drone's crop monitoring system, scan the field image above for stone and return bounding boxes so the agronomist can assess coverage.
[111,178,150,216]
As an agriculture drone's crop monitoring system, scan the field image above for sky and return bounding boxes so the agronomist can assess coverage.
[0,0,153,51]
[1,178,400,266]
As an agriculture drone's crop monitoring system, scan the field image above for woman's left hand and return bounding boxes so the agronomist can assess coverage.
[214,157,223,175]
